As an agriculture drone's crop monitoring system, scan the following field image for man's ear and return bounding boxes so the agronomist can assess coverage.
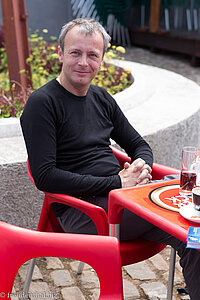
[58,45,63,63]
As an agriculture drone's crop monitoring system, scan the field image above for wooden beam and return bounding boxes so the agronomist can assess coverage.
[149,0,161,33]
[1,0,32,91]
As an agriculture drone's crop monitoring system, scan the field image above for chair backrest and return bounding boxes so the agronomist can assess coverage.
[0,221,123,299]
[110,145,132,169]
[151,162,180,180]
[26,159,35,185]
[27,160,65,232]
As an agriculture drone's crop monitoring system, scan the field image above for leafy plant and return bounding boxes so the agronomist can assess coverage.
[26,30,61,90]
[93,44,132,94]
[0,82,32,118]
[0,30,132,118]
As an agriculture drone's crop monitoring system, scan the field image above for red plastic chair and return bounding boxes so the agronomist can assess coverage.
[24,146,180,298]
[0,221,123,299]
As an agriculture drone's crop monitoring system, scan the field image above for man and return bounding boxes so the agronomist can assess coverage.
[21,18,200,299]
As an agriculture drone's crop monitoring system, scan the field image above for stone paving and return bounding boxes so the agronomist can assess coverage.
[9,46,200,299]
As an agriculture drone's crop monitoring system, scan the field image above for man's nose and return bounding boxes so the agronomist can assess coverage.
[78,54,88,66]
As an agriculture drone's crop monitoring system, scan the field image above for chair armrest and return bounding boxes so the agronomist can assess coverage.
[45,192,109,235]
[27,159,108,235]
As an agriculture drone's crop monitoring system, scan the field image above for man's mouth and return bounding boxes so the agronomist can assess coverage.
[75,70,89,75]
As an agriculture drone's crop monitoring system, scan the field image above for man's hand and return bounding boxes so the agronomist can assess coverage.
[119,158,152,188]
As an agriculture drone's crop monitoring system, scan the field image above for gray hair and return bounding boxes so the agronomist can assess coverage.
[59,18,111,55]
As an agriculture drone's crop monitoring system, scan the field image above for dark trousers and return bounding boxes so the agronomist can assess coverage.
[58,194,200,300]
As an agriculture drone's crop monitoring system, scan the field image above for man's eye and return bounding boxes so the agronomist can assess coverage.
[71,51,79,55]
[89,53,97,58]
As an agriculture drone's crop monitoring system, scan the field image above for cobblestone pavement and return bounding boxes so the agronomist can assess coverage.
[12,47,199,299]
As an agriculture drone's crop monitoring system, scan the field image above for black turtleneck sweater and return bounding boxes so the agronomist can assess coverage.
[20,79,153,216]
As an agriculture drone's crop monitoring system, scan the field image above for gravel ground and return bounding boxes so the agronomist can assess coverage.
[125,46,200,86]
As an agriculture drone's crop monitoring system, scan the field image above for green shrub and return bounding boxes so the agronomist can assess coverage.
[93,44,132,95]
[26,30,61,90]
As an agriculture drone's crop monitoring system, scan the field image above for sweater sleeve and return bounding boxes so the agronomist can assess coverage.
[20,91,121,196]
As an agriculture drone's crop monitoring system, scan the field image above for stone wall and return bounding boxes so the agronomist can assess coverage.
[144,109,200,169]
[0,162,43,229]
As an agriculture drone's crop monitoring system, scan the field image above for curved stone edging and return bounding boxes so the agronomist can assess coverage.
[112,60,200,169]
[0,117,21,138]
[113,60,200,136]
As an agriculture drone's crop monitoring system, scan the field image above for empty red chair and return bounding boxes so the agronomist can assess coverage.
[0,221,123,299]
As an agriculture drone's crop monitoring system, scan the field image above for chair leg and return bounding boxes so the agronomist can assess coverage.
[77,261,85,275]
[109,223,120,239]
[23,258,36,294]
[167,247,176,300]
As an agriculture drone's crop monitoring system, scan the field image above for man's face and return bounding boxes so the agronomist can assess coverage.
[58,26,104,95]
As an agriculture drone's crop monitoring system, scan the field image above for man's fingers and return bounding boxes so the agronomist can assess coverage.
[137,168,152,184]
[124,162,130,169]
[132,159,145,172]
[144,163,152,174]
[137,177,151,185]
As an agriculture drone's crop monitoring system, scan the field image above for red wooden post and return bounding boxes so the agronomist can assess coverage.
[1,0,32,91]
[149,0,161,33]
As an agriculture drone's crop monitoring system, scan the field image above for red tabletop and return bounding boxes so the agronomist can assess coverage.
[108,179,200,243]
